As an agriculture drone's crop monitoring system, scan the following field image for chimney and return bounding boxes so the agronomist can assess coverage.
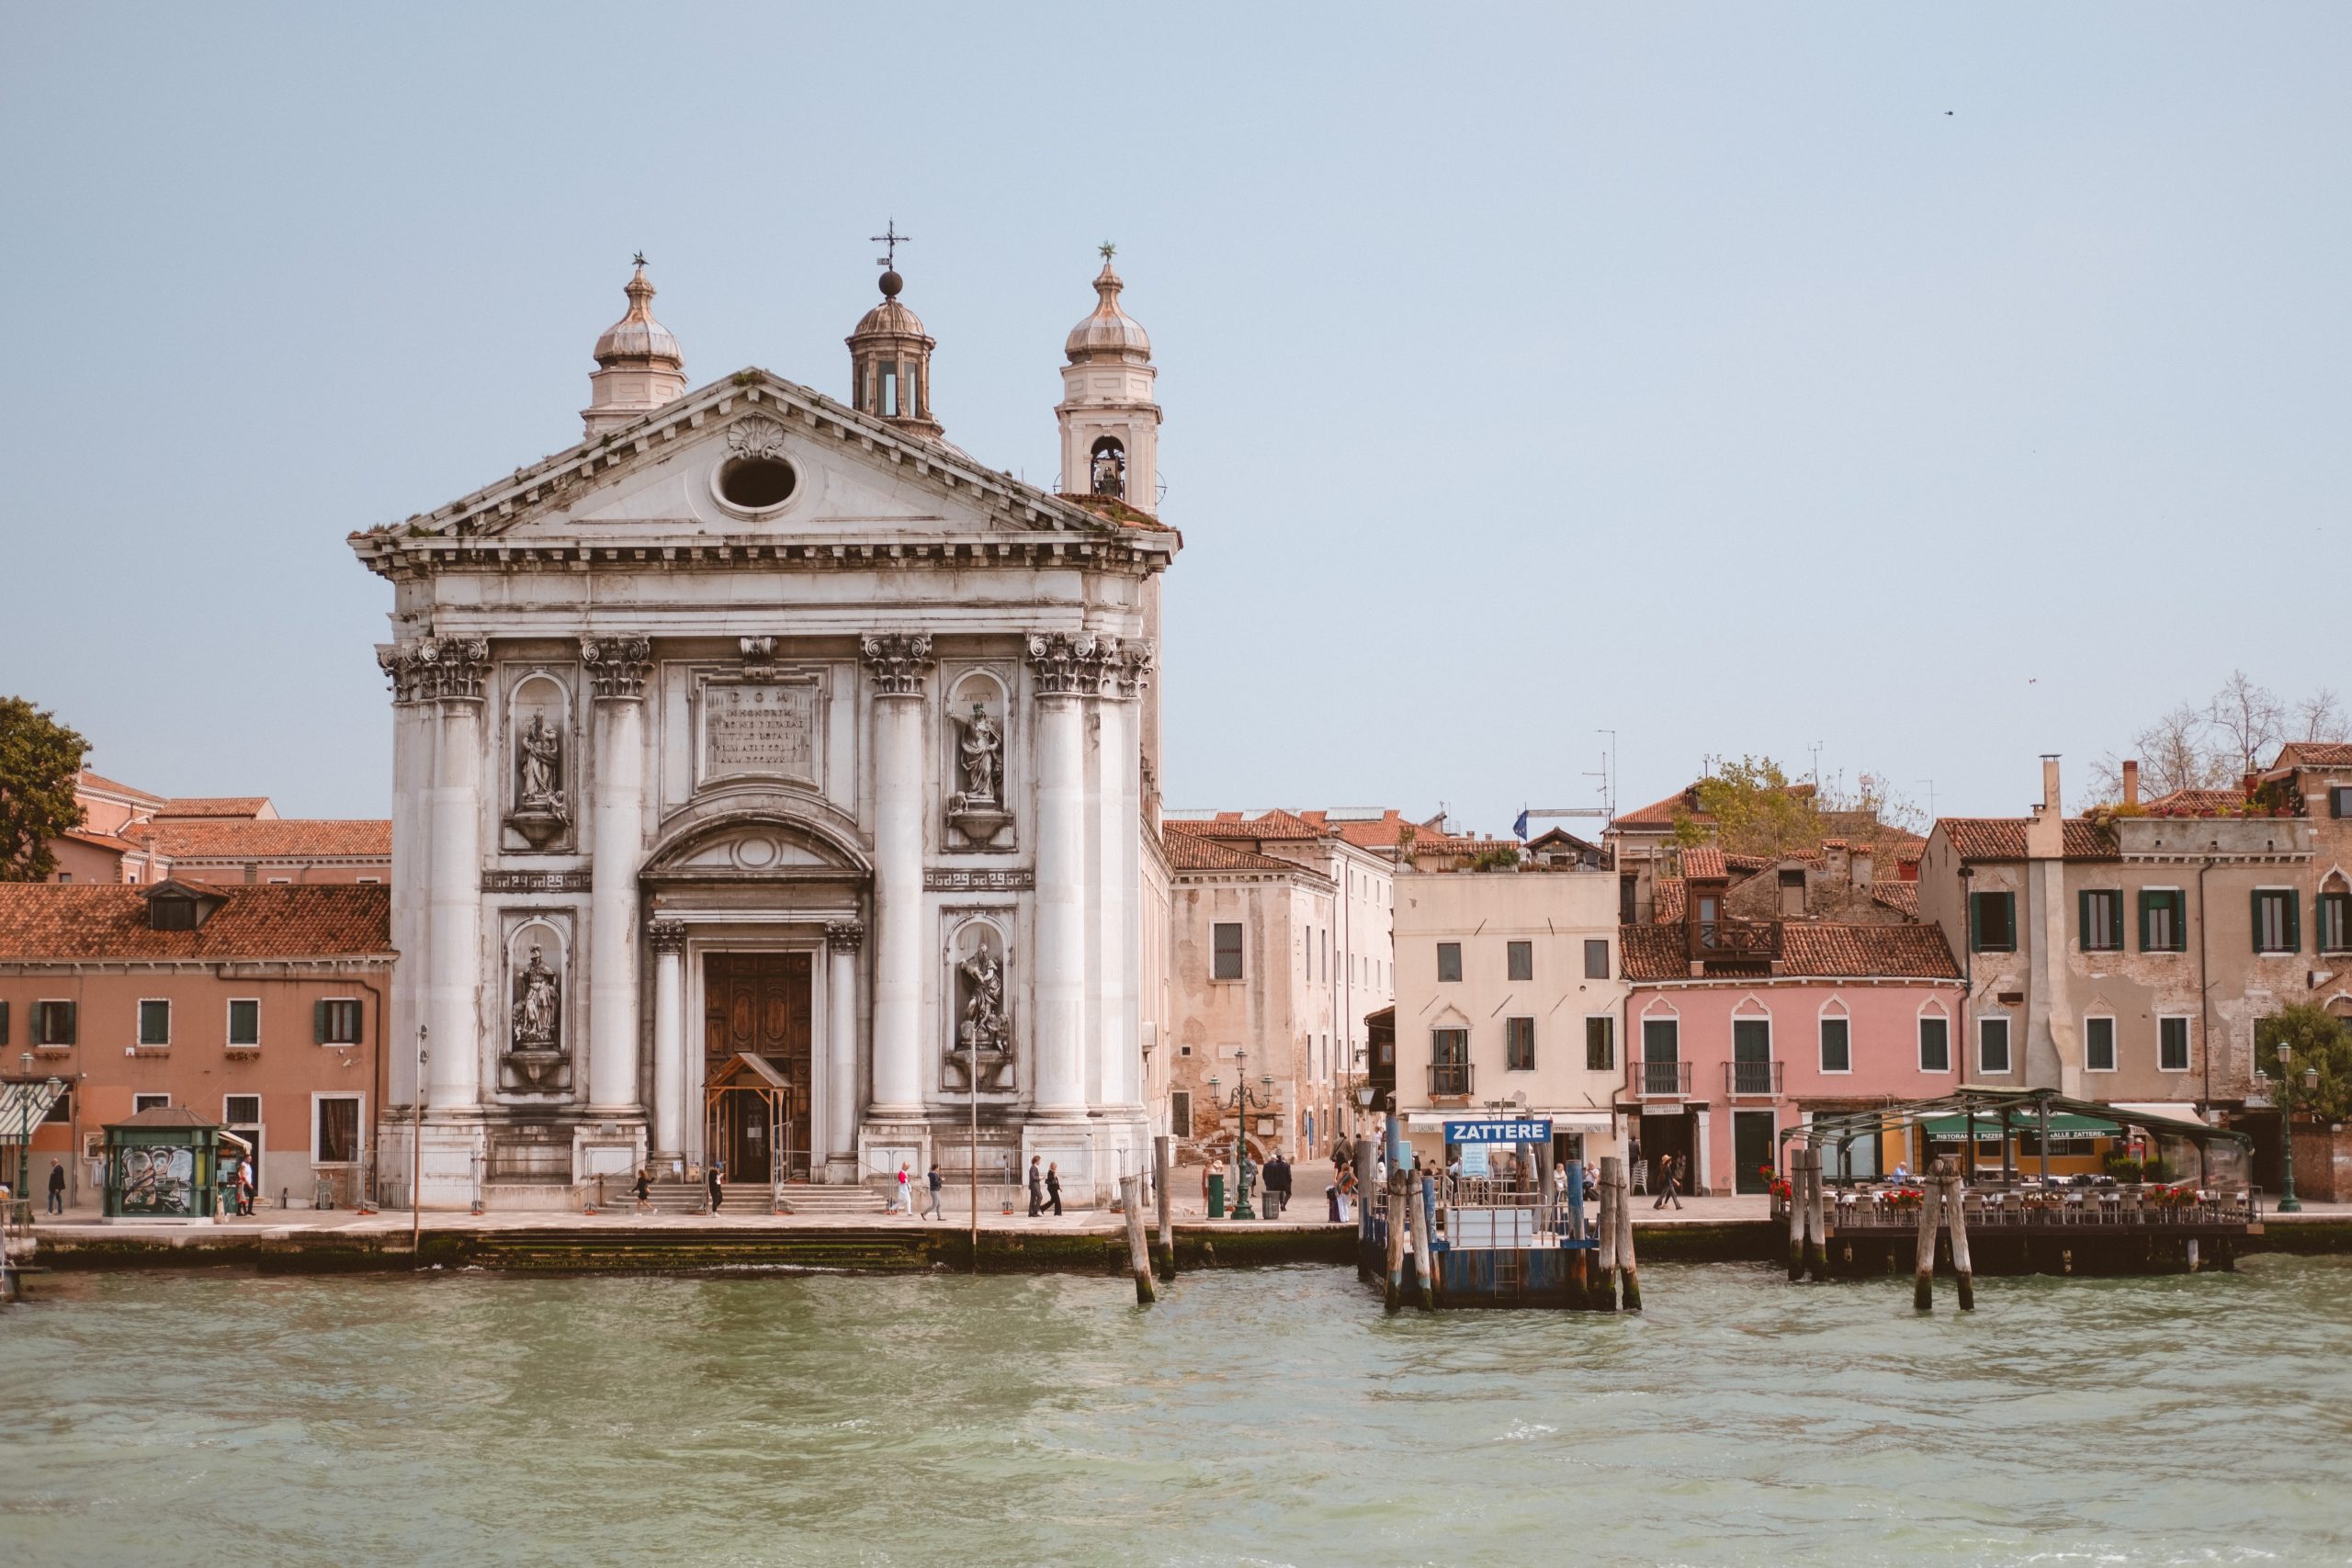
[2026,754,2064,860]
[1851,847,1873,886]
[1823,839,1849,886]
[2122,759,2140,807]
[2041,755,2062,816]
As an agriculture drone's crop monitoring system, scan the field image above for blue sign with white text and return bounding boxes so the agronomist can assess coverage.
[1444,1118,1552,1145]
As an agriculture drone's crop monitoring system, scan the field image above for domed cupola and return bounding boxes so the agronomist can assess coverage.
[1056,244,1161,511]
[846,223,943,441]
[582,255,687,437]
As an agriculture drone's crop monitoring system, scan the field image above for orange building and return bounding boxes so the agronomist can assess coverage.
[0,880,392,1211]
[44,771,390,888]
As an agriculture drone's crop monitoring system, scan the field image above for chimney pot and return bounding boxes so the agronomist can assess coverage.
[2122,759,2140,807]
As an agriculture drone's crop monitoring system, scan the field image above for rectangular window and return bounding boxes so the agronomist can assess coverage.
[1506,940,1532,982]
[2332,784,2352,818]
[1436,942,1462,983]
[1918,1015,1951,1073]
[315,1096,362,1165]
[132,1092,169,1113]
[315,998,362,1044]
[2254,888,2298,953]
[1430,1028,1470,1096]
[1642,1018,1681,1096]
[2085,1015,2116,1073]
[1585,1016,1615,1071]
[1819,1017,1850,1074]
[31,999,74,1046]
[227,998,260,1047]
[1969,891,2016,953]
[225,1094,262,1125]
[1211,922,1243,981]
[0,998,6,1045]
[1170,1089,1193,1138]
[42,1087,72,1124]
[1979,1016,2012,1076]
[2159,1016,2191,1074]
[2321,891,2351,953]
[2080,889,2123,953]
[138,998,171,1047]
[2140,889,2185,953]
[1583,938,1610,979]
[1505,1017,1535,1071]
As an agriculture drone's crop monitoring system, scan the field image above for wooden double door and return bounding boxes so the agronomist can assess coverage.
[704,952,813,1183]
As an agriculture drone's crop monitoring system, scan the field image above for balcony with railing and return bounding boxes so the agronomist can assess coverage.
[1429,1062,1476,1100]
[1693,918,1780,966]
[1726,1060,1784,1099]
[1633,1060,1692,1100]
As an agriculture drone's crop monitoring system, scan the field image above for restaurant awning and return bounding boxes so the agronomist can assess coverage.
[2106,1102,2205,1124]
[1923,1112,2113,1135]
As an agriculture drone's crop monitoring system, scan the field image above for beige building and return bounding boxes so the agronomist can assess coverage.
[1159,811,1396,1168]
[1390,860,1627,1171]
[47,773,391,889]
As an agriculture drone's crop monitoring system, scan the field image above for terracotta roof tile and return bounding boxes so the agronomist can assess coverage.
[2144,788,2245,815]
[1680,846,1727,879]
[1161,828,1307,875]
[1620,919,1959,982]
[0,885,392,961]
[2277,742,2352,768]
[139,819,391,861]
[156,797,276,820]
[1935,818,2118,862]
[1165,809,1324,841]
[76,769,165,804]
[1619,925,1690,980]
[1870,881,1920,917]
[1652,878,1685,923]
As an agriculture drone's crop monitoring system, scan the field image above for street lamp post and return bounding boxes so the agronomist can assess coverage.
[1206,1047,1277,1220]
[2271,1042,2321,1213]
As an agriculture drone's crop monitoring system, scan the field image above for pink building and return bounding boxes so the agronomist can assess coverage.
[1620,897,1962,1195]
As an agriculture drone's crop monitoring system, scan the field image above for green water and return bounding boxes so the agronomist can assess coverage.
[3,1258,2347,1566]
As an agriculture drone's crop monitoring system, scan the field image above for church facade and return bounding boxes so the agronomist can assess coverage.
[353,250,1175,1207]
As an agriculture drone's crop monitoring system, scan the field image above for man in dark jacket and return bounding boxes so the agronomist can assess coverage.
[1027,1155,1045,1217]
[1044,1161,1063,1216]
[1265,1151,1292,1218]
[47,1158,67,1215]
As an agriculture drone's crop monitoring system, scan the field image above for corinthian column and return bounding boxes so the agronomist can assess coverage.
[1029,631,1101,1117]
[421,636,489,1110]
[648,919,688,1164]
[1096,641,1152,1107]
[863,633,933,1119]
[826,920,865,1179]
[378,639,432,1111]
[582,634,652,1112]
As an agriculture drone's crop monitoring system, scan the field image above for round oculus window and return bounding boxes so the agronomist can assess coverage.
[714,454,798,513]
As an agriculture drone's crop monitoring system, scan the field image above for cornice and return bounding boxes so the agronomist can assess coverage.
[351,529,1175,584]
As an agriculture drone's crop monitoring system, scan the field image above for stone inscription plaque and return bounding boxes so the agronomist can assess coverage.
[706,682,816,780]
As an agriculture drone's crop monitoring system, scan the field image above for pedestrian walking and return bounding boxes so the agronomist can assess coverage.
[1675,1153,1690,1198]
[1629,1134,1645,1195]
[1044,1161,1063,1216]
[707,1161,726,1213]
[1027,1155,1045,1217]
[632,1166,652,1215]
[46,1157,67,1216]
[922,1162,944,1220]
[236,1156,255,1216]
[1652,1152,1681,1211]
[1266,1150,1293,1218]
[890,1161,914,1214]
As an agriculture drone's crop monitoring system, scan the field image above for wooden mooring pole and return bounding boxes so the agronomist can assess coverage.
[1121,1174,1156,1304]
[1946,1165,1973,1311]
[1914,1156,1946,1311]
[1615,1156,1642,1312]
[1152,1134,1176,1280]
[1383,1170,1409,1313]
[1595,1156,1621,1312]
[1804,1146,1829,1281]
[1354,1138,1378,1283]
[1413,1173,1437,1310]
[1786,1145,1809,1281]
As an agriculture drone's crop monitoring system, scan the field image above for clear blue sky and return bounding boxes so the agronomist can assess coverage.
[5,4,2346,829]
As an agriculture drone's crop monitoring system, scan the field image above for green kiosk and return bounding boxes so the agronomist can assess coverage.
[103,1106,228,1221]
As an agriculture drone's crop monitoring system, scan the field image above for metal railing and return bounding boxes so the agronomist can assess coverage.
[1635,1060,1692,1098]
[1774,1185,2258,1229]
[1726,1060,1783,1098]
[1696,919,1779,959]
[1428,1062,1475,1098]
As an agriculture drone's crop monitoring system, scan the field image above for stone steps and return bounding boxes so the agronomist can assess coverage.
[459,1227,935,1273]
[616,1181,892,1216]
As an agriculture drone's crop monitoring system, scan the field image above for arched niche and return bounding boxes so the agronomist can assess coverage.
[501,916,572,1099]
[942,911,1014,1094]
[944,667,1015,852]
[505,671,573,852]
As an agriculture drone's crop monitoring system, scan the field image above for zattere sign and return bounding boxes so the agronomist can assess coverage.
[1444,1118,1552,1145]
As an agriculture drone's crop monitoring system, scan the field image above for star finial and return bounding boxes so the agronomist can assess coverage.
[1098,241,1116,263]
[632,251,647,270]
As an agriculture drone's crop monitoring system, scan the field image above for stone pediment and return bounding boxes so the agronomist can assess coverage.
[358,368,1157,552]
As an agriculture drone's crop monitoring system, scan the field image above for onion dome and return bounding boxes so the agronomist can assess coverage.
[582,256,686,436]
[594,259,683,369]
[1065,256,1151,364]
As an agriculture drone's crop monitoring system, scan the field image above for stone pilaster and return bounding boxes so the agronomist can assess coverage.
[423,637,489,1110]
[1028,631,1107,1117]
[825,920,865,1181]
[584,634,652,1113]
[648,919,689,1166]
[862,634,932,1120]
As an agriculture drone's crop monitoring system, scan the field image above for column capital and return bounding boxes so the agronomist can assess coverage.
[825,919,866,953]
[381,634,490,704]
[861,632,934,697]
[647,919,689,954]
[1109,637,1156,701]
[1026,630,1111,698]
[582,634,653,700]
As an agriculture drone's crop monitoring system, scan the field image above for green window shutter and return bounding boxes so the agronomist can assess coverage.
[62,1000,76,1044]
[2250,887,2263,952]
[313,999,329,1043]
[2076,889,2089,950]
[1968,893,1982,952]
[2285,892,2301,953]
[0,998,8,1045]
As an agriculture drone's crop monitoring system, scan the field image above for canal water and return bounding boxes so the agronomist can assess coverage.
[4,1258,2347,1566]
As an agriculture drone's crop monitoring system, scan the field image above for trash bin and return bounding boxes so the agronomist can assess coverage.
[1208,1172,1225,1220]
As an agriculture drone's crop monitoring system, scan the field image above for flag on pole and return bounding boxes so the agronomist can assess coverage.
[1512,809,1529,840]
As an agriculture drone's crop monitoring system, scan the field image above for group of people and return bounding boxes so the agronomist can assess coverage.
[1196,1146,1295,1217]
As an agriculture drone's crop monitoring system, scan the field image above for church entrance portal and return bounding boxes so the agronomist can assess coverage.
[704,953,813,1184]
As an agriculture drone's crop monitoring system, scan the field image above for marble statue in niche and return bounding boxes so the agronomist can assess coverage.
[504,942,569,1093]
[506,682,571,850]
[945,924,1014,1092]
[945,693,1014,852]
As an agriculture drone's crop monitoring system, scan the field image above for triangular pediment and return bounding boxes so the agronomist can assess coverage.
[358,368,1155,549]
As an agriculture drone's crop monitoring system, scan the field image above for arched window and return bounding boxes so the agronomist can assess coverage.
[1089,435,1126,498]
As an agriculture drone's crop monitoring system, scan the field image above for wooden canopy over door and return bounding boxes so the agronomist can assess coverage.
[704,952,813,1183]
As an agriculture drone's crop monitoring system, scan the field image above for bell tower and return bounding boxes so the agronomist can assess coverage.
[1057,245,1159,512]
[846,220,944,442]
[582,256,686,437]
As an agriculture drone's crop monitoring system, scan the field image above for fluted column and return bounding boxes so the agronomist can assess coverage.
[826,920,865,1179]
[863,634,933,1118]
[583,635,652,1112]
[1029,632,1100,1116]
[378,640,433,1111]
[420,637,489,1110]
[649,919,688,1164]
[1099,641,1151,1107]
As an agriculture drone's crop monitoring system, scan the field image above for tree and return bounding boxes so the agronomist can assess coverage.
[2293,688,2346,745]
[1672,757,1822,858]
[2254,1004,2352,1128]
[2088,672,2349,805]
[2208,670,2285,778]
[0,696,89,882]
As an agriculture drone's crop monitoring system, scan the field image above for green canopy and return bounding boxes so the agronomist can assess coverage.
[1923,1112,2114,1136]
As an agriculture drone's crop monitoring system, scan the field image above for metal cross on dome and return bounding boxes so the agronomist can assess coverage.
[872,220,910,268]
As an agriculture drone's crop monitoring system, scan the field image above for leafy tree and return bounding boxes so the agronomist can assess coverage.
[1672,757,1820,858]
[0,696,89,882]
[2254,1003,2352,1128]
